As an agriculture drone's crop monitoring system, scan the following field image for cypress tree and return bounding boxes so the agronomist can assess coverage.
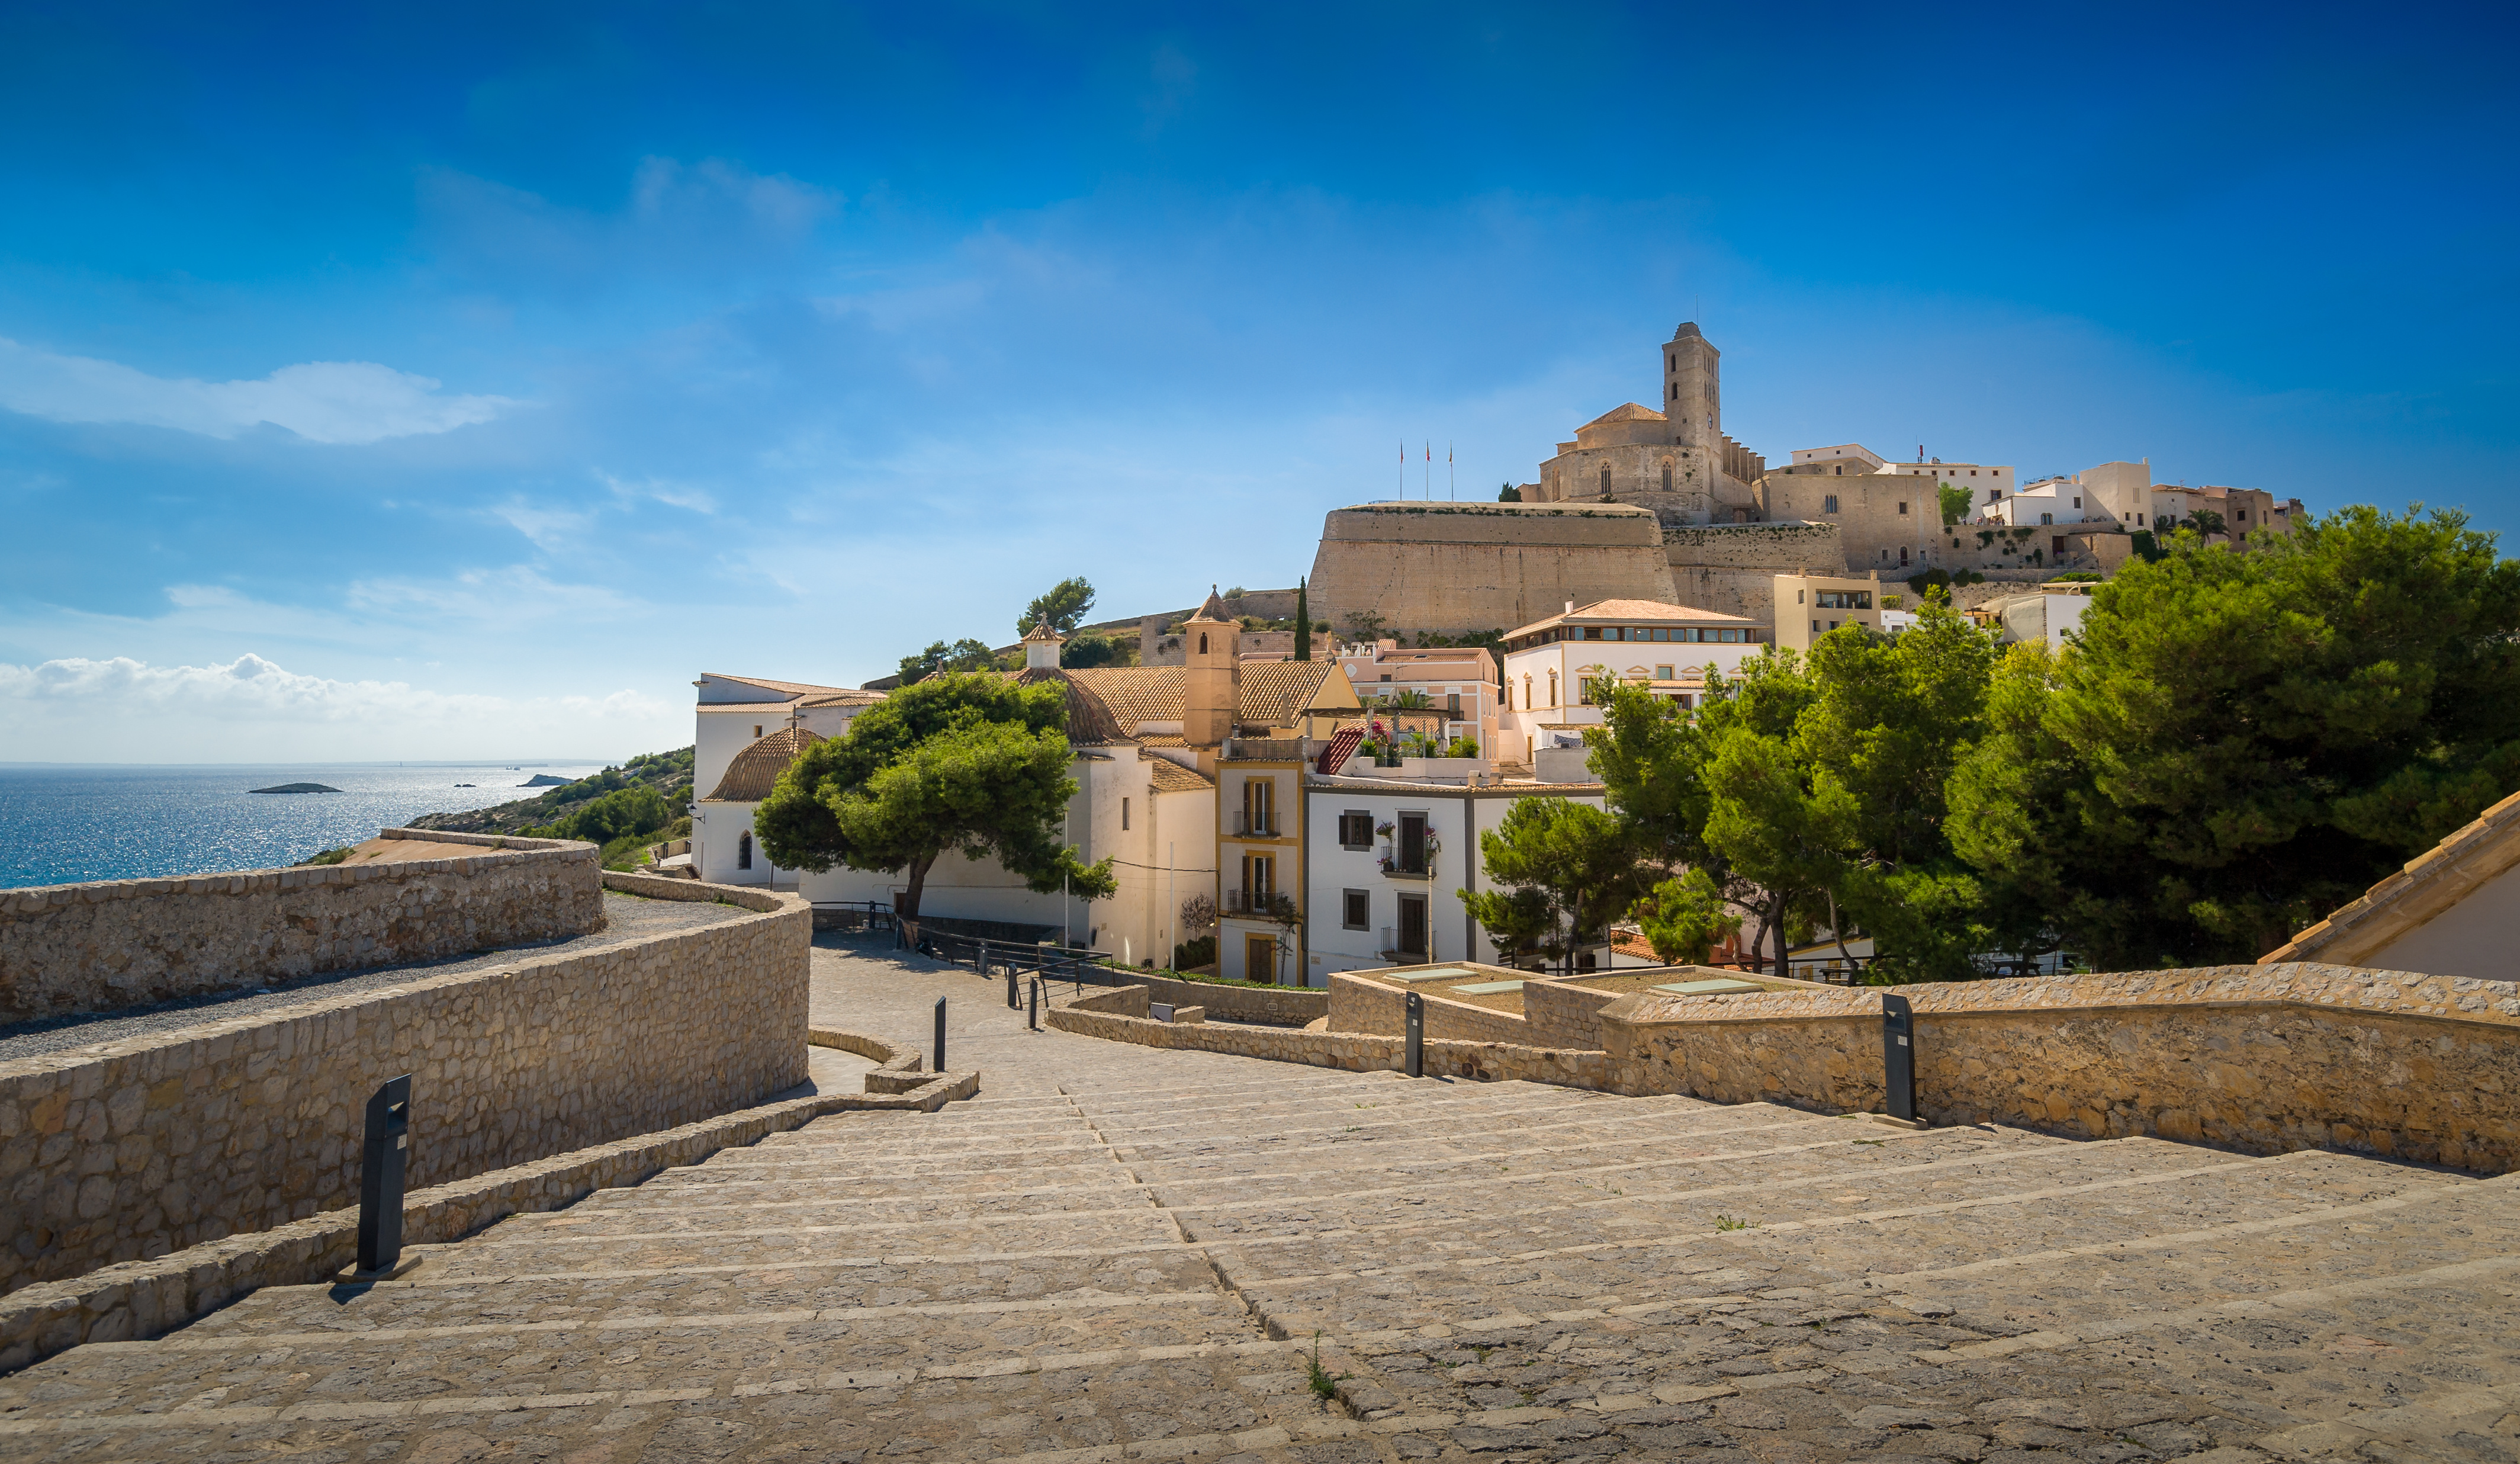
[1294,577,1312,660]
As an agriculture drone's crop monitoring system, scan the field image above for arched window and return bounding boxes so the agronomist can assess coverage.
[1198,632,1208,654]
[1661,461,1674,493]
[738,832,753,871]
[1547,670,1558,708]
[1521,674,1531,709]
[1597,465,1611,496]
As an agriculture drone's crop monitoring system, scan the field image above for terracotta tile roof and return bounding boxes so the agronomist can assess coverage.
[798,690,886,708]
[1055,662,1341,740]
[705,727,824,802]
[1014,667,1131,743]
[1062,666,1184,733]
[696,702,805,714]
[1238,660,1341,728]
[1146,759,1215,794]
[1505,598,1756,639]
[702,673,851,698]
[1137,734,1188,747]
[2262,788,2520,967]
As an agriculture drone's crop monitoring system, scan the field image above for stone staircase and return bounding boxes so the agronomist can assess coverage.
[2,989,2515,1462]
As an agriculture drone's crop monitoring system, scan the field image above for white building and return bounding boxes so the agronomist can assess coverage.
[1988,461,2155,531]
[1301,767,1608,980]
[1494,598,1764,766]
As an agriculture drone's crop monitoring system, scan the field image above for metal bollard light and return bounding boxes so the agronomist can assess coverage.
[1404,992,1425,1078]
[1882,994,1918,1123]
[1006,962,1018,1009]
[934,996,948,1074]
[357,1074,413,1274]
[1028,977,1041,1031]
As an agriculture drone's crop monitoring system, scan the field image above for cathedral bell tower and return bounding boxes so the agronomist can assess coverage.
[1182,587,1238,763]
[1662,323,1721,452]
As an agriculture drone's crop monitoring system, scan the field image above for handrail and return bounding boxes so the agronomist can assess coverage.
[905,926,1121,994]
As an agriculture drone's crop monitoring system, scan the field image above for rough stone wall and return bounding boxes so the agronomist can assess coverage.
[0,879,810,1295]
[1126,972,1326,1025]
[1521,980,1621,1050]
[1326,972,1539,1046]
[1660,522,1847,623]
[1048,991,1619,1088]
[0,831,603,1025]
[1307,503,1677,635]
[1599,963,2520,1173]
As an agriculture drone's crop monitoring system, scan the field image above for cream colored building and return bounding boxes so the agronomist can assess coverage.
[1496,598,1763,765]
[1772,573,1886,651]
[1336,640,1500,754]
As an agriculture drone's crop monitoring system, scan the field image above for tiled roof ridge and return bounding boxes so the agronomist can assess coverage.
[2261,788,2520,965]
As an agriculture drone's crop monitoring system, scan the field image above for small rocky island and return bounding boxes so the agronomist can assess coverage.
[247,782,342,794]
[518,774,570,787]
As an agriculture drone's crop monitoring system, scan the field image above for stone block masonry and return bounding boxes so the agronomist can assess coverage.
[0,874,809,1295]
[0,829,605,1025]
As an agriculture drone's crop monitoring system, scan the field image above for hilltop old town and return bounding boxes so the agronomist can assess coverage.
[4,322,2515,1464]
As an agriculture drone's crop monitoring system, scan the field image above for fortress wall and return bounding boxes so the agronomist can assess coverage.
[0,833,605,1026]
[0,878,809,1296]
[1660,521,1849,622]
[1309,503,1676,634]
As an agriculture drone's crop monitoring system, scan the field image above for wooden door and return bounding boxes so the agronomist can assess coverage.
[1246,933,1278,984]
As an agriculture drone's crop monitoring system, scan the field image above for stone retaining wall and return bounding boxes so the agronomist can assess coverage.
[1049,987,1619,1088]
[0,830,604,1025]
[0,1052,978,1374]
[1127,972,1326,1026]
[1327,972,1541,1046]
[0,874,809,1296]
[1600,962,2520,1173]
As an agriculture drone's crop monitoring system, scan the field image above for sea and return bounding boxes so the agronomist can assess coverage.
[0,762,612,891]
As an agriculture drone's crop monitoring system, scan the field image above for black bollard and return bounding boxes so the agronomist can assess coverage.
[1882,993,1918,1123]
[1404,992,1425,1078]
[356,1074,412,1274]
[1028,977,1041,1031]
[1007,962,1019,1009]
[934,996,947,1074]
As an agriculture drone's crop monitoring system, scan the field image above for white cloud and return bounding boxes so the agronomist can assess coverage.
[0,337,520,444]
[0,653,680,762]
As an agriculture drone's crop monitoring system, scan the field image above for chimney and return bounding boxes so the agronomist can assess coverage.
[1020,619,1065,672]
[1564,600,1574,615]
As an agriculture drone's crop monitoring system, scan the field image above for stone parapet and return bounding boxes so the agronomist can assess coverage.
[0,875,809,1295]
[1598,963,2520,1173]
[0,1050,977,1375]
[0,830,604,1025]
[1122,971,1326,1025]
[1050,985,1616,1086]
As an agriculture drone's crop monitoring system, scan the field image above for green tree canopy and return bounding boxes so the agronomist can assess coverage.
[755,672,1117,922]
[1018,576,1097,637]
[1630,868,1741,966]
[1937,482,1973,525]
[898,637,1000,685]
[1949,505,2520,966]
[1498,483,1522,503]
[1059,629,1123,669]
[1460,797,1642,970]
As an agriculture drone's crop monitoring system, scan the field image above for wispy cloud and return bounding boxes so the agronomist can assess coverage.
[0,654,679,760]
[0,338,520,445]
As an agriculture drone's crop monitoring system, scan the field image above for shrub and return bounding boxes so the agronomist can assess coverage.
[1172,935,1217,969]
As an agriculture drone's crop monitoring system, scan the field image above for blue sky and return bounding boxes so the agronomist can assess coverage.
[2,1,2512,762]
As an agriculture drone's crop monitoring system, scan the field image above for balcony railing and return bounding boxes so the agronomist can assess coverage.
[1224,737,1306,762]
[1223,889,1298,920]
[1231,812,1281,837]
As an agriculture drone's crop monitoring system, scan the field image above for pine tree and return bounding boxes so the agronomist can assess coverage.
[1294,577,1311,660]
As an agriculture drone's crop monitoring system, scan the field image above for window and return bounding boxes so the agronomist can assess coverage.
[1797,588,1806,604]
[1812,619,1820,633]
[1655,664,1674,680]
[1718,628,1742,643]
[1446,692,1461,717]
[1833,465,1842,476]
[2136,512,2145,525]
[753,725,763,739]
[1242,852,1275,899]
[1899,546,1910,566]
[1521,674,1531,708]
[1339,811,1373,850]
[1548,671,1558,707]
[737,832,753,871]
[1815,591,1873,610]
[1121,797,1130,831]
[2040,512,2053,525]
[1651,627,1669,641]
[1342,889,1370,930]
[1822,495,1838,514]
[1397,812,1428,874]
[1661,463,1674,492]
[1242,778,1275,836]
[2072,497,2081,508]
[1198,632,1208,654]
[1598,465,1612,495]
[1898,501,1909,515]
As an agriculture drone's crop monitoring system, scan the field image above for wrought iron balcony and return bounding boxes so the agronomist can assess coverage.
[1231,812,1281,837]
[1223,889,1298,920]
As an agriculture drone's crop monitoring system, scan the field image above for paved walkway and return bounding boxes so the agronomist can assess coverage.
[0,935,2513,1461]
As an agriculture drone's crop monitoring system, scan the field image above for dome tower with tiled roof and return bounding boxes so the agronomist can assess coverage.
[705,726,824,802]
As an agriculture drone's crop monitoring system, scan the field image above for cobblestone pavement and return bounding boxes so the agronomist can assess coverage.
[0,890,747,1061]
[1,935,2514,1462]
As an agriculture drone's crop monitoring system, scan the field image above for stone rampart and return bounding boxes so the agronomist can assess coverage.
[1122,971,1326,1025]
[0,874,810,1296]
[1307,502,1677,635]
[1599,963,2520,1173]
[1047,988,1619,1088]
[1326,972,1545,1046]
[1660,521,1849,622]
[0,830,605,1025]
